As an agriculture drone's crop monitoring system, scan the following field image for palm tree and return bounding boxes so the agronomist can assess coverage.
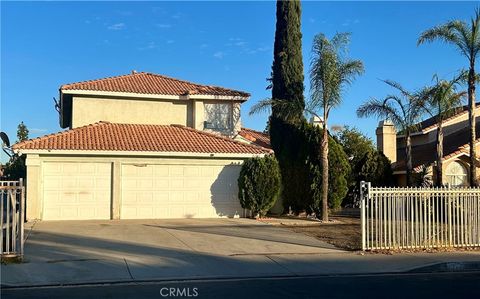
[419,75,466,186]
[418,9,480,186]
[251,32,364,221]
[357,80,424,186]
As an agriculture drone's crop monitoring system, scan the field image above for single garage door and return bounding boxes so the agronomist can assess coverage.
[42,162,112,220]
[121,163,243,219]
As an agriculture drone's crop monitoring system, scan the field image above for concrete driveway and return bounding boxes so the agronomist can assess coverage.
[2,218,339,286]
[24,218,338,262]
[4,218,480,287]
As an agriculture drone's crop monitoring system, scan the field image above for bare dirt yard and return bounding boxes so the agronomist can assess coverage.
[259,215,362,251]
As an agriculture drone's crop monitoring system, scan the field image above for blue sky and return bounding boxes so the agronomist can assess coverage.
[1,1,478,162]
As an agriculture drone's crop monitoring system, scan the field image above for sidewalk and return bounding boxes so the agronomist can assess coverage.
[3,250,480,287]
[2,218,480,288]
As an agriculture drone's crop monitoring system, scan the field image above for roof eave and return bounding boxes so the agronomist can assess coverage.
[60,89,250,102]
[13,148,268,158]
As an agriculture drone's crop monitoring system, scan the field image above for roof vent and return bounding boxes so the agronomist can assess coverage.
[131,70,137,74]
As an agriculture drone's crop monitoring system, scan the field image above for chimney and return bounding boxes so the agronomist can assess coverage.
[310,116,324,127]
[376,120,397,163]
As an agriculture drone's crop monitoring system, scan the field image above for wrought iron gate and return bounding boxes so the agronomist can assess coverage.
[1,179,25,257]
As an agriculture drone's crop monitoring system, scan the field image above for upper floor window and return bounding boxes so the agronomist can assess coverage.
[204,103,232,131]
[446,161,468,187]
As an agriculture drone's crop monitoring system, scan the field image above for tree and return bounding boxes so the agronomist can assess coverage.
[17,121,29,142]
[335,126,377,206]
[419,75,466,186]
[270,0,305,122]
[335,126,375,170]
[309,32,364,221]
[323,135,351,211]
[238,155,281,217]
[357,80,424,186]
[418,9,480,186]
[251,32,363,220]
[267,0,305,214]
[355,150,393,187]
[4,122,29,180]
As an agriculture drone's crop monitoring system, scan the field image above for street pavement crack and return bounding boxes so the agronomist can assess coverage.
[162,228,198,252]
[266,255,297,276]
[124,258,134,280]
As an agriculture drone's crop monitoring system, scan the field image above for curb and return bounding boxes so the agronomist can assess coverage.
[408,261,480,273]
[3,264,480,290]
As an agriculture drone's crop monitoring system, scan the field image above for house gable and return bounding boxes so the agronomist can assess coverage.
[59,72,249,137]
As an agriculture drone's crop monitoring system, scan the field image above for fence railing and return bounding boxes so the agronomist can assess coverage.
[1,179,25,257]
[360,181,480,251]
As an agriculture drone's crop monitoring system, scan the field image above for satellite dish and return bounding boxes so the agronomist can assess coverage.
[0,132,10,147]
[1,132,13,158]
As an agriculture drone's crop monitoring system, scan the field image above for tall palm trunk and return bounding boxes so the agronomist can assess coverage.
[321,111,329,222]
[436,121,444,186]
[468,62,477,186]
[405,132,413,186]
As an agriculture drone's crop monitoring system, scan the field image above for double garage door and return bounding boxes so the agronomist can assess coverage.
[42,161,243,220]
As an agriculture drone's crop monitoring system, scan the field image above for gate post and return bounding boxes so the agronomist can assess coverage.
[360,181,368,251]
[19,178,25,258]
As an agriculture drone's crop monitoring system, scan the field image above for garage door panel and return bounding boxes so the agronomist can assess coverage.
[121,164,243,219]
[200,167,214,177]
[155,180,169,189]
[184,167,199,177]
[122,178,138,189]
[42,162,112,220]
[154,167,169,176]
[170,192,184,202]
[43,179,61,190]
[185,179,202,189]
[170,179,184,189]
[78,192,95,202]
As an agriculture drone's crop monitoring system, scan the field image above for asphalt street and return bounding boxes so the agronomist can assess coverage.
[2,271,479,299]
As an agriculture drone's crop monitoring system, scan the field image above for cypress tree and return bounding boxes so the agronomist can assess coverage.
[271,0,305,120]
[269,0,305,213]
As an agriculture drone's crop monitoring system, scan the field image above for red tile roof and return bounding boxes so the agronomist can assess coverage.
[394,121,480,172]
[238,128,271,149]
[410,103,479,134]
[61,72,250,98]
[13,122,271,155]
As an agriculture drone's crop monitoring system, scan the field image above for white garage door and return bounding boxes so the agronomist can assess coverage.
[42,162,112,220]
[121,163,243,219]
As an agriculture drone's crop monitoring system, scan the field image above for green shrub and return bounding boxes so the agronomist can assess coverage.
[355,150,393,187]
[270,119,350,216]
[304,124,351,215]
[238,155,281,217]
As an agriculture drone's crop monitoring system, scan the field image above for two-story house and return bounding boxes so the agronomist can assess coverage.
[13,72,271,221]
[376,104,480,186]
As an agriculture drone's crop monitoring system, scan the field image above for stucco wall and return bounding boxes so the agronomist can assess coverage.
[71,96,192,128]
[24,154,248,221]
[70,96,242,136]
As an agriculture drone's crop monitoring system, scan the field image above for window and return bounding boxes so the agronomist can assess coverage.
[446,161,468,187]
[204,103,232,131]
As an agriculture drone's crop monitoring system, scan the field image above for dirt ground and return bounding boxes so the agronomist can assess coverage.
[280,216,361,251]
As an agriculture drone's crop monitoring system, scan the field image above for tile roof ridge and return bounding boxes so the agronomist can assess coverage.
[173,125,272,152]
[145,72,247,95]
[241,127,267,135]
[60,72,146,89]
[416,102,480,133]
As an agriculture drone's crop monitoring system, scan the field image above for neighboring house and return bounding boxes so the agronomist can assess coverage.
[376,104,480,186]
[13,72,271,221]
[236,128,271,149]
